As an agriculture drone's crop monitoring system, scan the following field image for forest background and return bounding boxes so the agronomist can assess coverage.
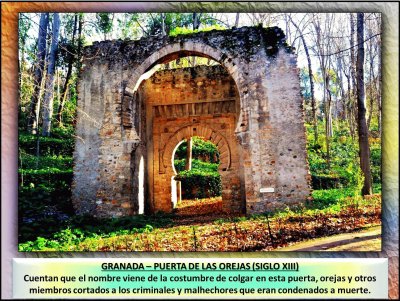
[17,12,382,251]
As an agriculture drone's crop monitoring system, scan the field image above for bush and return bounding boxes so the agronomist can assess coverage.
[306,121,381,190]
[174,137,220,163]
[19,168,73,187]
[169,25,226,37]
[19,133,74,156]
[370,141,381,184]
[19,214,172,250]
[311,174,350,190]
[19,152,72,170]
[174,159,218,173]
[175,170,222,199]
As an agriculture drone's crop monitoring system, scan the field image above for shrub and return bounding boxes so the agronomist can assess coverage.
[19,133,74,156]
[174,158,218,173]
[169,25,226,37]
[174,137,220,163]
[19,168,73,187]
[306,121,381,190]
[175,170,222,199]
[311,174,350,190]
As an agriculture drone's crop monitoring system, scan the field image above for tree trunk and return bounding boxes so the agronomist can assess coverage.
[377,40,382,136]
[290,17,318,143]
[306,43,318,144]
[367,48,375,129]
[324,71,332,169]
[75,14,84,94]
[185,137,193,171]
[325,70,333,138]
[27,13,49,134]
[193,13,200,30]
[42,13,61,136]
[356,13,373,196]
[350,13,358,127]
[18,17,30,93]
[57,13,78,125]
[161,13,166,36]
[234,13,240,27]
[344,71,356,139]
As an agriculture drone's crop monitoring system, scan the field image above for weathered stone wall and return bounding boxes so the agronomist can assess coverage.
[72,26,311,217]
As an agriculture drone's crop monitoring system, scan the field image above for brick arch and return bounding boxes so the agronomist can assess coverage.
[123,41,247,133]
[128,42,239,90]
[161,124,231,173]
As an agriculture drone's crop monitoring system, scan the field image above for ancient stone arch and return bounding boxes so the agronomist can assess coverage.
[161,124,232,173]
[159,123,236,211]
[72,26,311,217]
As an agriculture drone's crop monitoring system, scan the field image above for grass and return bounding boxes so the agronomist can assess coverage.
[18,187,381,252]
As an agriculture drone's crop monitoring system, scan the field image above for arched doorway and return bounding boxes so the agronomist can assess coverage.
[134,59,245,214]
[171,136,223,216]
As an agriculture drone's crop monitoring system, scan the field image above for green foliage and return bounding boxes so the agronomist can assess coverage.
[174,159,218,173]
[311,174,350,190]
[18,130,75,245]
[369,138,382,184]
[310,187,357,209]
[19,168,72,188]
[18,185,381,251]
[175,137,220,163]
[144,13,222,37]
[173,136,222,199]
[169,24,226,37]
[117,13,142,39]
[299,67,311,101]
[19,152,72,170]
[96,13,113,38]
[19,214,171,251]
[18,15,31,47]
[306,121,381,190]
[19,132,74,156]
[175,170,222,199]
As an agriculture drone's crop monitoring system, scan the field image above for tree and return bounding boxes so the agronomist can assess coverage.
[185,137,193,171]
[348,14,357,138]
[96,13,114,40]
[311,13,335,167]
[193,13,200,30]
[57,13,78,125]
[356,12,373,195]
[27,13,49,134]
[42,13,61,136]
[18,14,31,89]
[75,13,84,93]
[234,13,240,27]
[289,14,318,143]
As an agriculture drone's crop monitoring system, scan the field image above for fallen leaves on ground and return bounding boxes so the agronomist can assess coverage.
[80,196,381,252]
[174,197,223,216]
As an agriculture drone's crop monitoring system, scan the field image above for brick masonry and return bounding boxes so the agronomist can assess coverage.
[72,26,311,217]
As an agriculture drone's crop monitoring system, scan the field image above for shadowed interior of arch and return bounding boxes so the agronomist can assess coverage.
[145,51,219,73]
[133,54,221,93]
[171,136,224,216]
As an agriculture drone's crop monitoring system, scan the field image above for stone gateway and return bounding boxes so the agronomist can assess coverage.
[72,26,311,217]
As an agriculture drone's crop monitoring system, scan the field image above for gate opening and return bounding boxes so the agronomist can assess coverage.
[139,54,244,214]
[172,136,223,216]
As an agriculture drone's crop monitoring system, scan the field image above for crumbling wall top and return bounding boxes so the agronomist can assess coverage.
[82,26,293,69]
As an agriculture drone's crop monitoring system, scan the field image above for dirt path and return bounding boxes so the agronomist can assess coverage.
[277,225,381,251]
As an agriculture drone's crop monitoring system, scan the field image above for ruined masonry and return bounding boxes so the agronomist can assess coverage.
[72,26,312,217]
